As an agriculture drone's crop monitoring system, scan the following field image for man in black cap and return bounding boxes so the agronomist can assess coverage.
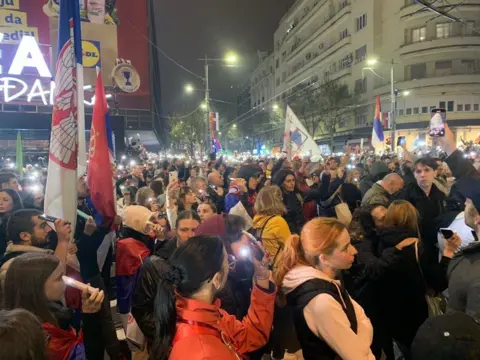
[411,312,480,360]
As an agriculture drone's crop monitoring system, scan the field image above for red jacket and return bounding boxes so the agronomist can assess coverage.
[169,284,276,360]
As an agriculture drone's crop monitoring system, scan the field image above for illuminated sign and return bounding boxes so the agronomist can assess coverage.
[82,40,101,68]
[0,35,102,106]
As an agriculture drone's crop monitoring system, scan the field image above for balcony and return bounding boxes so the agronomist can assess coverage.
[399,34,480,58]
[285,2,351,63]
[286,36,351,82]
[399,1,480,22]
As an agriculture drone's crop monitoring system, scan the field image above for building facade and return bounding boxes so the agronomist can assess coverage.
[249,0,480,152]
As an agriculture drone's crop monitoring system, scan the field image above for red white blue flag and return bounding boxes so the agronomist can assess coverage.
[371,95,384,149]
[44,0,84,226]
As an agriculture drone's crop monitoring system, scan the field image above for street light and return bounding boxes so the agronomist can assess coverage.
[233,124,237,128]
[403,90,411,97]
[272,103,279,111]
[185,84,194,94]
[367,58,378,66]
[200,102,208,110]
[225,52,238,64]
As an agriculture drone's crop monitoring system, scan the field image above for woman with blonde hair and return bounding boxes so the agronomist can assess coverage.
[372,200,461,357]
[253,185,291,269]
[275,217,375,360]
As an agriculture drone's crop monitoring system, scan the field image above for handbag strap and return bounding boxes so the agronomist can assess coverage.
[259,216,276,240]
[414,241,429,291]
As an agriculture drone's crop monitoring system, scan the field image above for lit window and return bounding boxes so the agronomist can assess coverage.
[412,27,426,42]
[436,23,451,39]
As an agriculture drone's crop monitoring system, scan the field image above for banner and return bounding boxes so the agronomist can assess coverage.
[282,106,322,159]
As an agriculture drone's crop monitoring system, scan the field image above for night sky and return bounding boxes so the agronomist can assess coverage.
[155,0,295,115]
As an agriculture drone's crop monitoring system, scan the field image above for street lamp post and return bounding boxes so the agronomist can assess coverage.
[204,55,210,156]
[365,58,399,152]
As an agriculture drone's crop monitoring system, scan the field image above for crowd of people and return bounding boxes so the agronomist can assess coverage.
[0,123,480,360]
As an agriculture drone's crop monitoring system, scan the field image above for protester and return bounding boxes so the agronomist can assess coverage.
[197,201,217,222]
[342,168,362,213]
[225,165,260,217]
[3,253,105,360]
[447,199,480,321]
[361,173,404,207]
[359,161,390,197]
[411,312,480,360]
[177,187,198,212]
[0,308,48,360]
[252,185,291,270]
[117,185,134,217]
[0,188,23,256]
[152,235,276,360]
[207,170,225,213]
[372,200,460,357]
[272,169,305,234]
[135,187,156,210]
[275,218,375,360]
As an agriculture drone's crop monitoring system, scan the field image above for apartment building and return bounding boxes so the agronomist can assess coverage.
[263,0,480,152]
[251,51,276,109]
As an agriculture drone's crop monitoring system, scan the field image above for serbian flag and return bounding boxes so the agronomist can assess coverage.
[371,95,384,149]
[87,69,116,224]
[212,135,222,152]
[45,0,84,228]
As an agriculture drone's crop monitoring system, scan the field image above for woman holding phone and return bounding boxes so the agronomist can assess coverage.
[3,252,105,360]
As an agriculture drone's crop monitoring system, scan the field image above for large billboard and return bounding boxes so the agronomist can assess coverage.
[0,0,150,110]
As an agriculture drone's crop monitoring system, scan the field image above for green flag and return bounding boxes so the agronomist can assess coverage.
[16,131,23,175]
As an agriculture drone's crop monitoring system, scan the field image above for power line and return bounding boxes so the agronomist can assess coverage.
[126,20,204,81]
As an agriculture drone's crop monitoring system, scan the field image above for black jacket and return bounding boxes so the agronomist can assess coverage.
[207,185,225,214]
[282,190,305,235]
[373,228,450,346]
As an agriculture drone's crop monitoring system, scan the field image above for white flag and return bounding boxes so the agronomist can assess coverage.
[282,106,322,159]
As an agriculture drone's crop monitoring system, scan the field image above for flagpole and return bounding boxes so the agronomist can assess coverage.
[77,63,87,177]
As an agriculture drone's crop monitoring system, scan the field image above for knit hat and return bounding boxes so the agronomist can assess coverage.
[122,205,154,234]
[195,214,226,237]
[411,312,480,360]
[370,161,389,178]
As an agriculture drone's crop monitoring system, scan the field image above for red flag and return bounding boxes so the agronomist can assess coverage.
[87,70,116,222]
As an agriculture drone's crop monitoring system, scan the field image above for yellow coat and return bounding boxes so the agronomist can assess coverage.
[252,214,291,267]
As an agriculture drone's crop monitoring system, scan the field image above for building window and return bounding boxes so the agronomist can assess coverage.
[439,101,446,109]
[356,14,367,31]
[406,108,412,115]
[276,78,280,86]
[354,78,367,94]
[355,114,367,125]
[465,104,472,111]
[457,104,463,111]
[282,72,286,81]
[412,27,426,43]
[422,106,429,113]
[462,60,476,74]
[436,23,451,38]
[276,58,279,68]
[435,60,452,76]
[355,45,367,62]
[447,101,454,112]
[413,107,420,114]
[474,104,479,111]
[398,109,404,116]
[410,63,427,79]
[340,29,349,40]
[338,118,346,128]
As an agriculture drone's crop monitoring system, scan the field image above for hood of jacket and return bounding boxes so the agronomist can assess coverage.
[282,265,341,296]
[377,227,418,248]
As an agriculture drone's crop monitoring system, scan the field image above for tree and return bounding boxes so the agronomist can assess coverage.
[169,110,207,158]
[291,75,358,147]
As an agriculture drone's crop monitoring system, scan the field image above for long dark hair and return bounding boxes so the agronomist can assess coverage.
[0,188,23,215]
[152,236,225,359]
[272,169,300,193]
[3,253,59,326]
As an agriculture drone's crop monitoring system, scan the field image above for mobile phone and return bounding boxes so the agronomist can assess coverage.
[440,228,454,239]
[169,171,178,183]
[397,136,406,147]
[39,214,58,223]
[62,276,97,294]
[429,109,446,137]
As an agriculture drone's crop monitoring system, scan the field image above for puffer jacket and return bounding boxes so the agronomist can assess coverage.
[169,284,276,360]
[252,214,291,268]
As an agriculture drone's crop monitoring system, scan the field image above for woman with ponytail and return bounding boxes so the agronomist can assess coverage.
[275,218,375,360]
[152,235,276,360]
